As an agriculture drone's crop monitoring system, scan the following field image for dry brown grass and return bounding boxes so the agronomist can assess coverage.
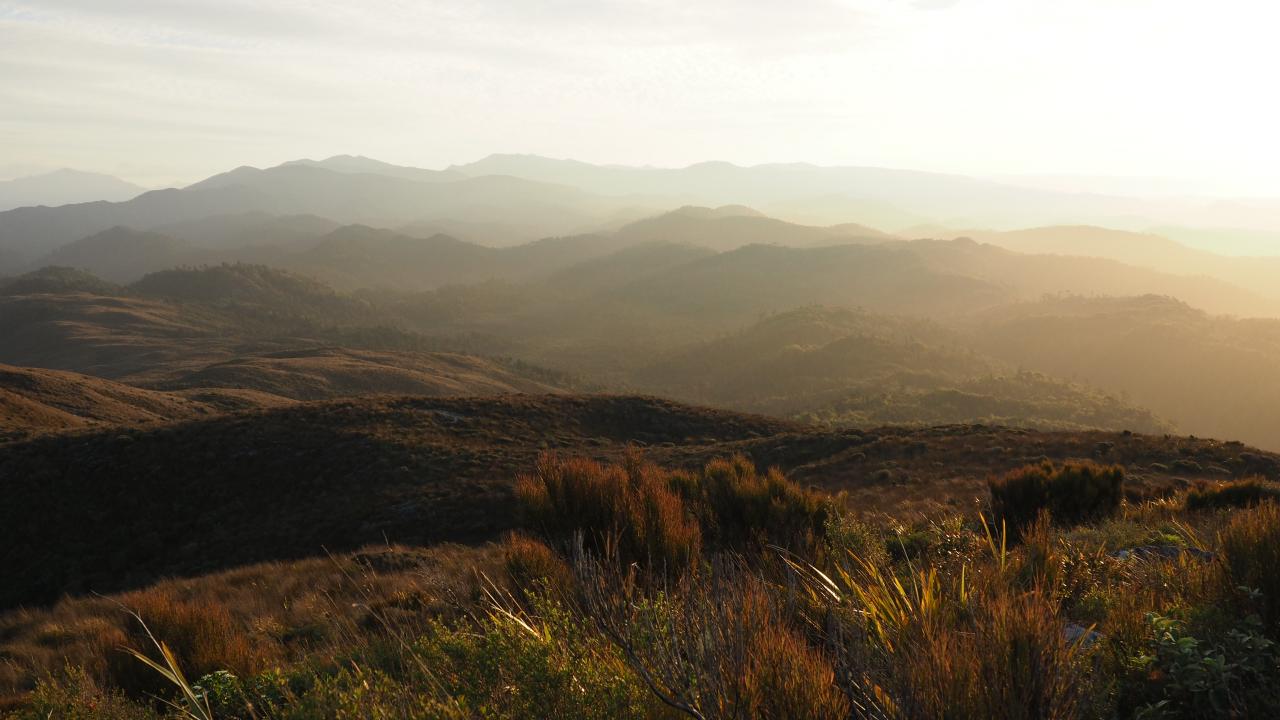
[0,544,501,706]
[1220,501,1280,633]
[578,555,850,720]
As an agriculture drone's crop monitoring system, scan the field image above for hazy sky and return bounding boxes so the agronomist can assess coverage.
[2,0,1278,191]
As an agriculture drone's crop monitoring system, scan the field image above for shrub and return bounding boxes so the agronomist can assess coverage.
[578,557,850,719]
[1128,613,1280,718]
[824,557,1094,720]
[1185,478,1280,511]
[273,668,462,720]
[692,455,831,551]
[4,668,157,720]
[515,452,832,569]
[408,599,653,719]
[990,461,1124,532]
[503,532,573,598]
[515,453,701,570]
[1220,502,1280,635]
[824,512,889,569]
[106,590,271,700]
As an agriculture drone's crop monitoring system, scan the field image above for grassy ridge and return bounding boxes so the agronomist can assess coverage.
[8,456,1280,717]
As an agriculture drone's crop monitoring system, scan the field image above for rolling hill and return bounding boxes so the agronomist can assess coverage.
[973,295,1280,450]
[157,347,562,401]
[152,211,340,250]
[611,205,892,251]
[0,394,792,607]
[966,224,1280,303]
[0,364,218,441]
[0,265,569,400]
[445,154,1199,231]
[635,306,1171,433]
[38,226,197,283]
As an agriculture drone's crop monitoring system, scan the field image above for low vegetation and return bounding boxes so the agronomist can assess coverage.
[6,454,1280,718]
[1185,477,1280,511]
[989,460,1125,531]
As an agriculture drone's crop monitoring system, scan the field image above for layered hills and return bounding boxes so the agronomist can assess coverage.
[5,154,1280,717]
[0,263,1173,438]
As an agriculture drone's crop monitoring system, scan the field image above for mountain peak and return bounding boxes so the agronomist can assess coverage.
[279,155,460,182]
[0,169,148,211]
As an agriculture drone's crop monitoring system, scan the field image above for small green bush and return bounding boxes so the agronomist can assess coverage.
[989,461,1124,532]
[5,669,157,720]
[1128,614,1280,718]
[408,602,652,719]
[1185,478,1280,511]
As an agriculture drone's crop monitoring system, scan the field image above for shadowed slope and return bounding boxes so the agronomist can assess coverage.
[2,392,1276,610]
[0,394,794,607]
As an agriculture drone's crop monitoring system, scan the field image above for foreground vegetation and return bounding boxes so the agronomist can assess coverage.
[6,454,1280,718]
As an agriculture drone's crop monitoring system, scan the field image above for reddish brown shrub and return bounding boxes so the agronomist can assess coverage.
[503,532,574,596]
[106,589,271,699]
[516,452,702,570]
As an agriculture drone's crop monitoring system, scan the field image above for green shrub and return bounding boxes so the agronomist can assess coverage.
[4,669,157,720]
[1185,478,1280,511]
[273,667,462,720]
[824,512,889,568]
[1128,614,1280,719]
[692,455,831,551]
[990,461,1124,532]
[578,561,850,720]
[408,601,652,719]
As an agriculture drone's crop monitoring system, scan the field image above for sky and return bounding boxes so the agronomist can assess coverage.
[2,0,1278,191]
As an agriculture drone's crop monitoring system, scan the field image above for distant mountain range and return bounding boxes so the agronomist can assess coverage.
[447,154,1280,243]
[12,206,1268,319]
[0,160,626,265]
[0,169,147,212]
[4,154,1280,275]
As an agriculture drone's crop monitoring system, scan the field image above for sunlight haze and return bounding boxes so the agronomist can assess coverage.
[10,4,1280,716]
[3,0,1278,193]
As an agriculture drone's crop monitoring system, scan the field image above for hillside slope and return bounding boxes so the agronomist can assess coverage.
[159,347,562,400]
[637,306,1172,433]
[0,395,792,607]
[0,365,217,441]
[2,393,1275,609]
[973,295,1280,451]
